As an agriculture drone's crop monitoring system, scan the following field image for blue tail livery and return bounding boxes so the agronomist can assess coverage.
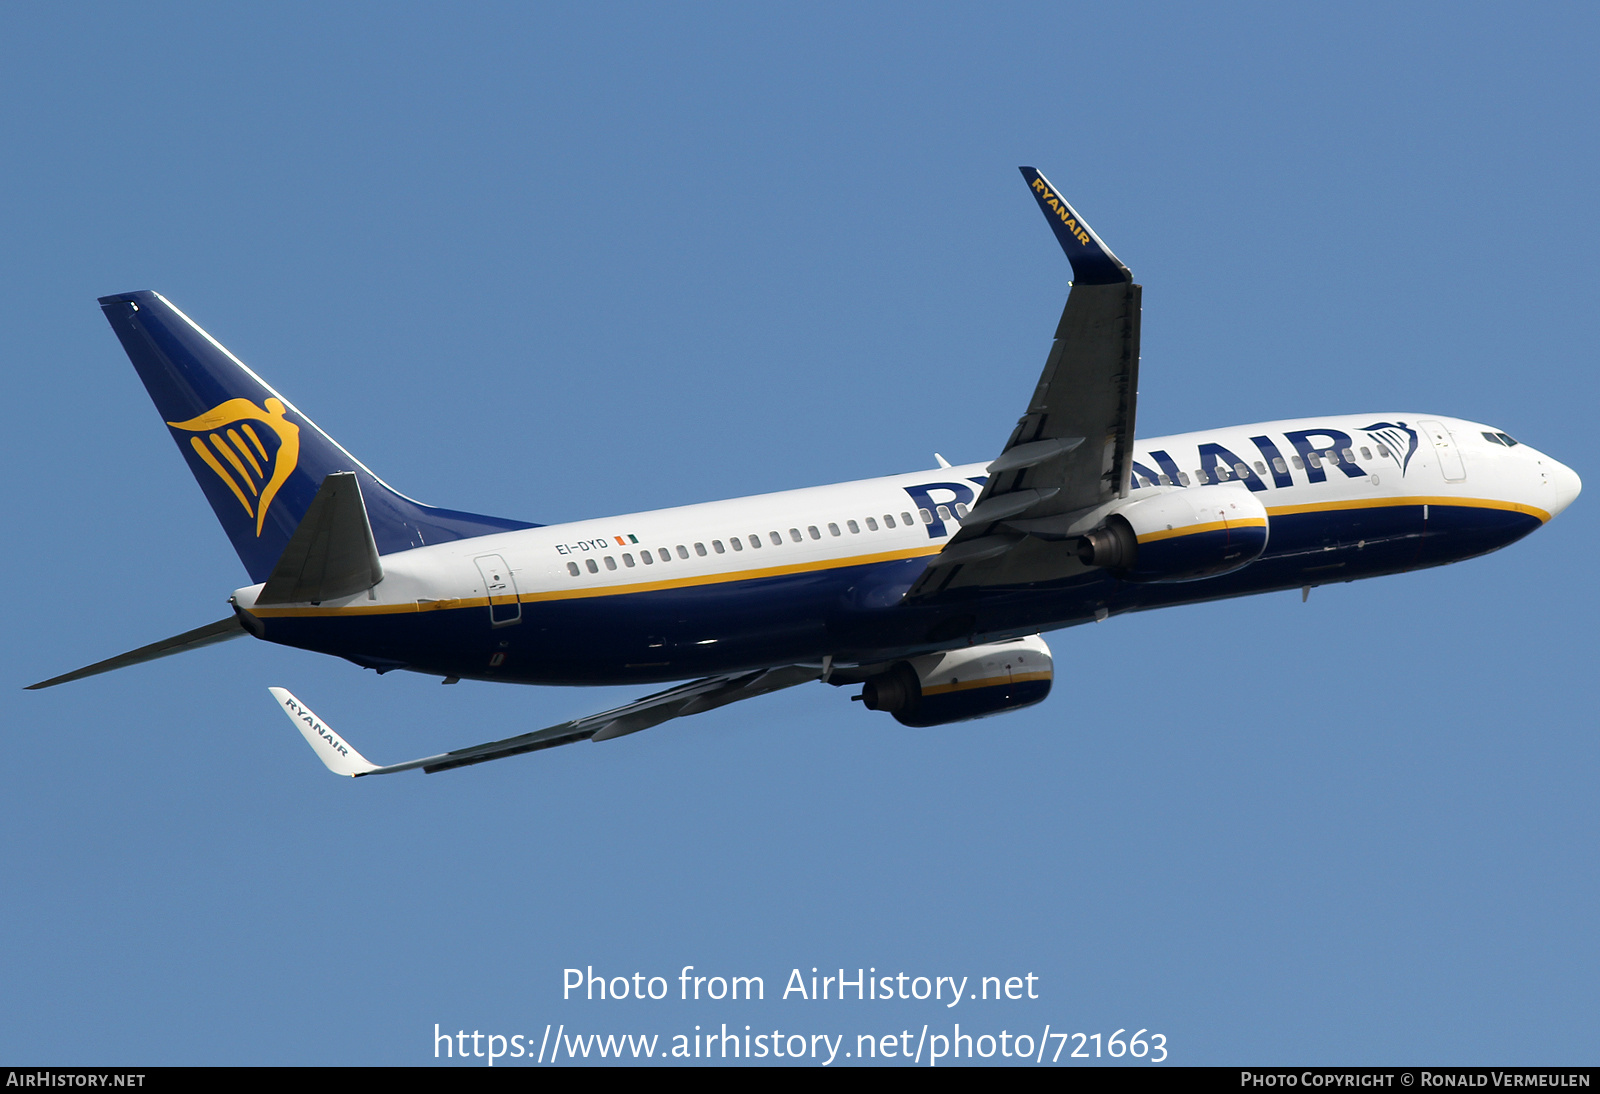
[98,291,535,582]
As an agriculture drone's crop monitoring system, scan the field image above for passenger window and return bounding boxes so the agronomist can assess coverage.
[883,514,896,528]
[1254,461,1267,475]
[1326,451,1340,466]
[934,506,950,522]
[1376,445,1389,458]
[1158,474,1172,486]
[769,531,782,545]
[1137,476,1153,488]
[623,553,635,567]
[694,542,707,557]
[847,520,860,533]
[828,523,841,536]
[567,561,580,576]
[902,512,914,526]
[1341,448,1354,462]
[658,548,671,562]
[675,545,688,559]
[585,558,598,574]
[1360,446,1372,460]
[1178,472,1191,486]
[808,526,821,540]
[1195,469,1210,484]
[604,556,617,571]
[866,517,879,531]
[1215,466,1230,480]
[918,509,933,524]
[749,535,762,549]
[1308,453,1323,469]
[789,528,803,542]
[1273,457,1288,474]
[1234,463,1248,478]
[1291,455,1305,469]
[955,503,969,518]
[641,550,654,564]
[730,537,743,552]
[712,540,725,554]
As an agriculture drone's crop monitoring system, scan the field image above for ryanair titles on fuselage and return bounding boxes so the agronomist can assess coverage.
[1125,422,1421,497]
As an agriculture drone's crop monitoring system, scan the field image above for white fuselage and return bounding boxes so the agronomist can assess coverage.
[235,413,1579,623]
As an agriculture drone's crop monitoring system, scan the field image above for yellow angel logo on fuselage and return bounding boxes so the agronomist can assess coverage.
[166,397,300,536]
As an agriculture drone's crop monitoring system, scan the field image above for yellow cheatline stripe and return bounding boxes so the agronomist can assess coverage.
[248,596,486,618]
[189,436,253,516]
[248,543,947,617]
[1265,495,1550,523]
[228,428,264,478]
[241,423,268,460]
[1137,517,1267,544]
[922,671,1052,697]
[243,495,1550,620]
[210,433,257,496]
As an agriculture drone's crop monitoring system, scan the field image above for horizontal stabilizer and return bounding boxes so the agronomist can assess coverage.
[26,615,247,690]
[257,472,383,605]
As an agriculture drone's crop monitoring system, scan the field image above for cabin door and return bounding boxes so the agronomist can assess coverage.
[474,554,521,627]
[1419,420,1466,483]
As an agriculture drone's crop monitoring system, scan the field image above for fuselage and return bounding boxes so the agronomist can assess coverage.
[236,414,1579,685]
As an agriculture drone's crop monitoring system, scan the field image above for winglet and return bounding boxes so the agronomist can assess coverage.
[1018,167,1131,284]
[267,687,378,776]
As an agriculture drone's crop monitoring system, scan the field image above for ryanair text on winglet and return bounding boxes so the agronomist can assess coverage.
[284,696,352,760]
[1031,177,1092,246]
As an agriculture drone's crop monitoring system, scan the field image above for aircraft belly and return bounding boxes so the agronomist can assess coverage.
[255,566,851,685]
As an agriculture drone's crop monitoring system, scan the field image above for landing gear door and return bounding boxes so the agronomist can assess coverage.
[1420,419,1466,483]
[474,554,521,627]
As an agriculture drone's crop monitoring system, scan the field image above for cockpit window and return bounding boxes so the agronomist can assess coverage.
[1482,431,1505,446]
[1497,433,1519,447]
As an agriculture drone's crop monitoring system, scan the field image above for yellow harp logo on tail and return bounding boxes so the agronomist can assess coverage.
[166,398,300,536]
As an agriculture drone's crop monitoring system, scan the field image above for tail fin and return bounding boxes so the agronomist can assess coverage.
[99,291,535,582]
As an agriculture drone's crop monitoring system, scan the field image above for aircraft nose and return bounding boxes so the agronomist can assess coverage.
[1541,455,1581,519]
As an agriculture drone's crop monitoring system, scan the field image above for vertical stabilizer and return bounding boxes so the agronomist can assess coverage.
[99,291,535,582]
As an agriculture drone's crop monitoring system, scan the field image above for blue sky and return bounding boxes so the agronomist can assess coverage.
[4,3,1596,1065]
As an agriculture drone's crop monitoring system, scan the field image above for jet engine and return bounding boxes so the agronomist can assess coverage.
[1077,484,1268,583]
[858,635,1053,727]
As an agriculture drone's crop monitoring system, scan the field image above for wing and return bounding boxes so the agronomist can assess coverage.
[908,167,1141,598]
[270,664,823,777]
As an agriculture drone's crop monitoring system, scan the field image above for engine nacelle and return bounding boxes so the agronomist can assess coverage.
[1077,484,1268,583]
[859,635,1052,727]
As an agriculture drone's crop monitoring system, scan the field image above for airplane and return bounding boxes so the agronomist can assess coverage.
[28,167,1581,778]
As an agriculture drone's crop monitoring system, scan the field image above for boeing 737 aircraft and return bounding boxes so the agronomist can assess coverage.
[29,168,1581,777]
